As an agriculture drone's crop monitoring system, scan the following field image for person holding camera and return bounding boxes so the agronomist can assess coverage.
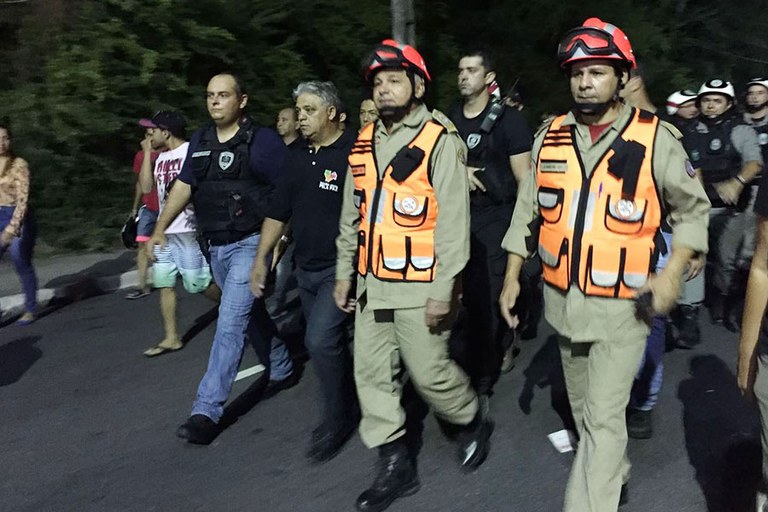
[447,51,533,407]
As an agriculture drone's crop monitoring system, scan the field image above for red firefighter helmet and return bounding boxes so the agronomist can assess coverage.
[557,17,637,70]
[364,39,431,83]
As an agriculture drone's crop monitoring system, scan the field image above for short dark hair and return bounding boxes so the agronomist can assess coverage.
[215,72,247,97]
[461,50,494,74]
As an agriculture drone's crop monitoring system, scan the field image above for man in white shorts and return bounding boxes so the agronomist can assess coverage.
[139,111,217,356]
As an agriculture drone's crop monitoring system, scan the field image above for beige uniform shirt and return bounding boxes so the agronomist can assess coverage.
[335,104,470,310]
[502,103,710,343]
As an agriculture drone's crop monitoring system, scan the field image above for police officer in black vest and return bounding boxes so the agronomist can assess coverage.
[447,51,533,411]
[685,79,763,331]
[147,72,295,444]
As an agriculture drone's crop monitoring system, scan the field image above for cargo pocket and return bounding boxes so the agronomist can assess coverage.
[538,187,565,224]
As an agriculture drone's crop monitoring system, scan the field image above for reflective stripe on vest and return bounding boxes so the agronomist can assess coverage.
[349,120,445,282]
[536,108,662,299]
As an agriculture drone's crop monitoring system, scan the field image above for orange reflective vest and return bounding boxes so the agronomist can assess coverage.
[349,120,445,282]
[536,108,662,299]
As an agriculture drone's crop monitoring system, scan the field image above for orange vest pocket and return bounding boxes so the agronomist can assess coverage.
[392,193,429,228]
[538,187,565,224]
[538,224,570,290]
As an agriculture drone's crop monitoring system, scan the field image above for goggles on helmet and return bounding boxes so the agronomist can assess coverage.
[557,27,630,68]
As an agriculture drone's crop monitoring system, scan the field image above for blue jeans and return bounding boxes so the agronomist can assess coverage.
[0,206,38,314]
[296,265,356,431]
[630,315,665,411]
[191,233,292,422]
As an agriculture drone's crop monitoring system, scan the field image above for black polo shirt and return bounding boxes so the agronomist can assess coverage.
[268,130,355,271]
[756,170,768,218]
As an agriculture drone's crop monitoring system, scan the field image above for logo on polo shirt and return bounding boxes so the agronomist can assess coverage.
[319,169,339,192]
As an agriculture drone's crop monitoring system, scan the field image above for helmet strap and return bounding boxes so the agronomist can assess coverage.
[746,101,768,114]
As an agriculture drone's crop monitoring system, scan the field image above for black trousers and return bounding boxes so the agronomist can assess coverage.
[454,203,514,396]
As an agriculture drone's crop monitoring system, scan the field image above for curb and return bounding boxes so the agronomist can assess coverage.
[0,269,142,324]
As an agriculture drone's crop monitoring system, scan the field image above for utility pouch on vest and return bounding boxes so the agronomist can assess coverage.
[389,146,426,183]
[607,139,646,198]
[228,192,246,221]
[191,153,211,179]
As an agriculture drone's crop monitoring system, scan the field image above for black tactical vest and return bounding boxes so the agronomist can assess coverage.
[685,115,747,209]
[464,105,517,207]
[748,119,768,176]
[189,119,272,244]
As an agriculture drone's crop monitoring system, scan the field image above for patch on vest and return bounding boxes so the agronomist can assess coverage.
[709,138,722,151]
[690,149,701,161]
[219,151,235,171]
[615,199,636,220]
[467,133,481,150]
[351,165,366,177]
[540,160,568,173]
[192,150,211,157]
[759,133,768,146]
[685,159,696,178]
[400,196,419,215]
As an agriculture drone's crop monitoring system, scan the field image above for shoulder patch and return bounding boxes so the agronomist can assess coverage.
[659,120,683,141]
[431,109,458,133]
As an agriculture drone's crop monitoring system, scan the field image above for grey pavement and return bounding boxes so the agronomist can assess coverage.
[0,288,762,512]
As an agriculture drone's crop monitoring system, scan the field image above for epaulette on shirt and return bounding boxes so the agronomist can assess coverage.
[431,109,458,134]
[534,116,557,138]
[658,119,684,141]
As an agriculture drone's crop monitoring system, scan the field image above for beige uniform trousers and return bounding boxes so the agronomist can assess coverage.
[559,333,647,512]
[354,302,478,448]
[755,352,768,485]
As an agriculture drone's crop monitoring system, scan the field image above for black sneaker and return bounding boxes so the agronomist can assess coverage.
[307,421,357,464]
[356,442,420,512]
[676,305,701,349]
[264,371,299,398]
[457,412,494,472]
[176,414,219,445]
[627,409,652,439]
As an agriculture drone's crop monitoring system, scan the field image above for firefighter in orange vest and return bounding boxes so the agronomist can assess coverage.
[499,18,710,512]
[334,40,492,512]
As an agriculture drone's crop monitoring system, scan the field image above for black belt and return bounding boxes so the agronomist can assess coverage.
[206,231,258,246]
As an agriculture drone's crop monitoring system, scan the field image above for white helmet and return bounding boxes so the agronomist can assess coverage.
[666,89,698,115]
[746,78,768,92]
[697,79,735,100]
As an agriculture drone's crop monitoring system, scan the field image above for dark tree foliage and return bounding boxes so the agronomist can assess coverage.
[0,0,766,250]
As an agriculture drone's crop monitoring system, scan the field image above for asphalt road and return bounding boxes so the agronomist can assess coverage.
[0,290,762,512]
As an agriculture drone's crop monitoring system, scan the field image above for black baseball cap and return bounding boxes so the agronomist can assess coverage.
[139,110,186,138]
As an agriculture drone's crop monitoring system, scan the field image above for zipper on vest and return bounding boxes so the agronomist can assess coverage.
[366,129,383,273]
[569,126,592,290]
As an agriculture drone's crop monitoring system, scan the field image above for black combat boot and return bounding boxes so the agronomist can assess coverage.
[356,441,420,512]
[456,410,494,472]
[676,305,701,349]
[627,408,653,439]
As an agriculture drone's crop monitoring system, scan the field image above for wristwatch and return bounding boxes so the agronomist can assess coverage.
[735,174,748,185]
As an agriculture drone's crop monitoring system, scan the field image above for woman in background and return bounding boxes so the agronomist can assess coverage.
[0,121,38,324]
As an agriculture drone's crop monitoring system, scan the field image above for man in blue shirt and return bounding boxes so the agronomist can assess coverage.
[147,72,295,444]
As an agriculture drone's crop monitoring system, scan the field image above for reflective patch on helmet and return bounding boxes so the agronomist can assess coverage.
[685,160,696,178]
[711,79,724,88]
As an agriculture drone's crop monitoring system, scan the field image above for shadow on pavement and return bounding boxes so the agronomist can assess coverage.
[518,333,575,432]
[678,354,761,511]
[43,251,134,289]
[181,305,219,345]
[0,335,42,386]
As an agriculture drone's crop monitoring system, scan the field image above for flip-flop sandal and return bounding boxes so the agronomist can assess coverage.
[143,344,183,357]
